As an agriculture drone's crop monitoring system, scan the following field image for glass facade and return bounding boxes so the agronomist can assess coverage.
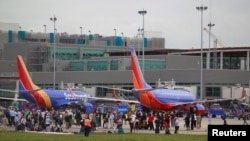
[88,61,108,71]
[52,47,79,60]
[206,87,221,97]
[111,60,119,70]
[82,49,104,59]
[223,57,241,69]
[139,60,166,70]
[70,61,84,71]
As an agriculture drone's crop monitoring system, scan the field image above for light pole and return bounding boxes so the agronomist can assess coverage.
[121,32,124,46]
[196,5,207,100]
[137,28,142,56]
[114,28,116,37]
[50,16,57,90]
[138,9,147,76]
[208,22,215,53]
[43,25,46,33]
[80,27,83,45]
[80,26,82,37]
[208,22,215,69]
[114,28,116,46]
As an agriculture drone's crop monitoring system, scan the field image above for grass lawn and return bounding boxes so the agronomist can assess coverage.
[0,131,207,141]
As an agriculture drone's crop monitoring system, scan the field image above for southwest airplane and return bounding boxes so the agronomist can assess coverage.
[0,55,136,109]
[99,47,246,114]
[0,55,95,109]
[0,49,245,114]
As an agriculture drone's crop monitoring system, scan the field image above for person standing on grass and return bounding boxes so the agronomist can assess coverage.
[147,113,154,131]
[64,111,71,132]
[174,115,180,134]
[184,112,190,130]
[44,110,51,132]
[154,116,161,134]
[84,116,92,137]
[79,119,85,134]
[129,112,136,133]
[196,114,202,129]
[163,116,171,134]
[104,116,109,133]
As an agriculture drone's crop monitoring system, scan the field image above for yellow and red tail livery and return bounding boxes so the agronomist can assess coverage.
[17,55,52,107]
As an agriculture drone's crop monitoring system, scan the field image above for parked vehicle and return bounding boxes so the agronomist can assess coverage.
[209,103,225,118]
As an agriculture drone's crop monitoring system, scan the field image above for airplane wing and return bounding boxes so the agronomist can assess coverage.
[200,87,247,104]
[174,84,247,108]
[0,96,27,102]
[0,89,18,93]
[0,89,25,102]
[169,95,246,108]
[136,85,169,94]
[95,86,132,93]
[0,88,42,102]
[95,85,169,94]
[88,97,140,104]
[0,88,42,94]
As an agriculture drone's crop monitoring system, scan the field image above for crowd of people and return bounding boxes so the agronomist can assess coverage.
[0,105,208,135]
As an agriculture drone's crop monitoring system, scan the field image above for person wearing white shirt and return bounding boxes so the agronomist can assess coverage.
[129,112,136,133]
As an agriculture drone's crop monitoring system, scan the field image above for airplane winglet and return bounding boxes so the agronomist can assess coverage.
[67,83,76,97]
[240,85,246,100]
[112,85,116,97]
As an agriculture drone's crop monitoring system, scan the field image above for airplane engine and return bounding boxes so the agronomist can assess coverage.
[193,103,206,115]
[83,102,94,113]
[202,100,209,106]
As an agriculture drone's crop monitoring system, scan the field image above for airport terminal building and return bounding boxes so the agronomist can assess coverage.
[0,23,249,106]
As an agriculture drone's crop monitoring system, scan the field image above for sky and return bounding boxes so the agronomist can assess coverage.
[0,0,250,49]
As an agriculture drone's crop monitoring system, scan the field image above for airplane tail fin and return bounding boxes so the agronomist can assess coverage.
[17,55,39,91]
[17,55,51,107]
[130,47,151,89]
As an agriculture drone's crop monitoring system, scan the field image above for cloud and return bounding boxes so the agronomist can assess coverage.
[0,0,249,49]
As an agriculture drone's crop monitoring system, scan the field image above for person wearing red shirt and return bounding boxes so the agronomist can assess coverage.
[147,113,154,130]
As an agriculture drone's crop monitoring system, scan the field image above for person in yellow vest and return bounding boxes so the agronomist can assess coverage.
[130,104,136,112]
[124,112,128,125]
[84,116,92,137]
